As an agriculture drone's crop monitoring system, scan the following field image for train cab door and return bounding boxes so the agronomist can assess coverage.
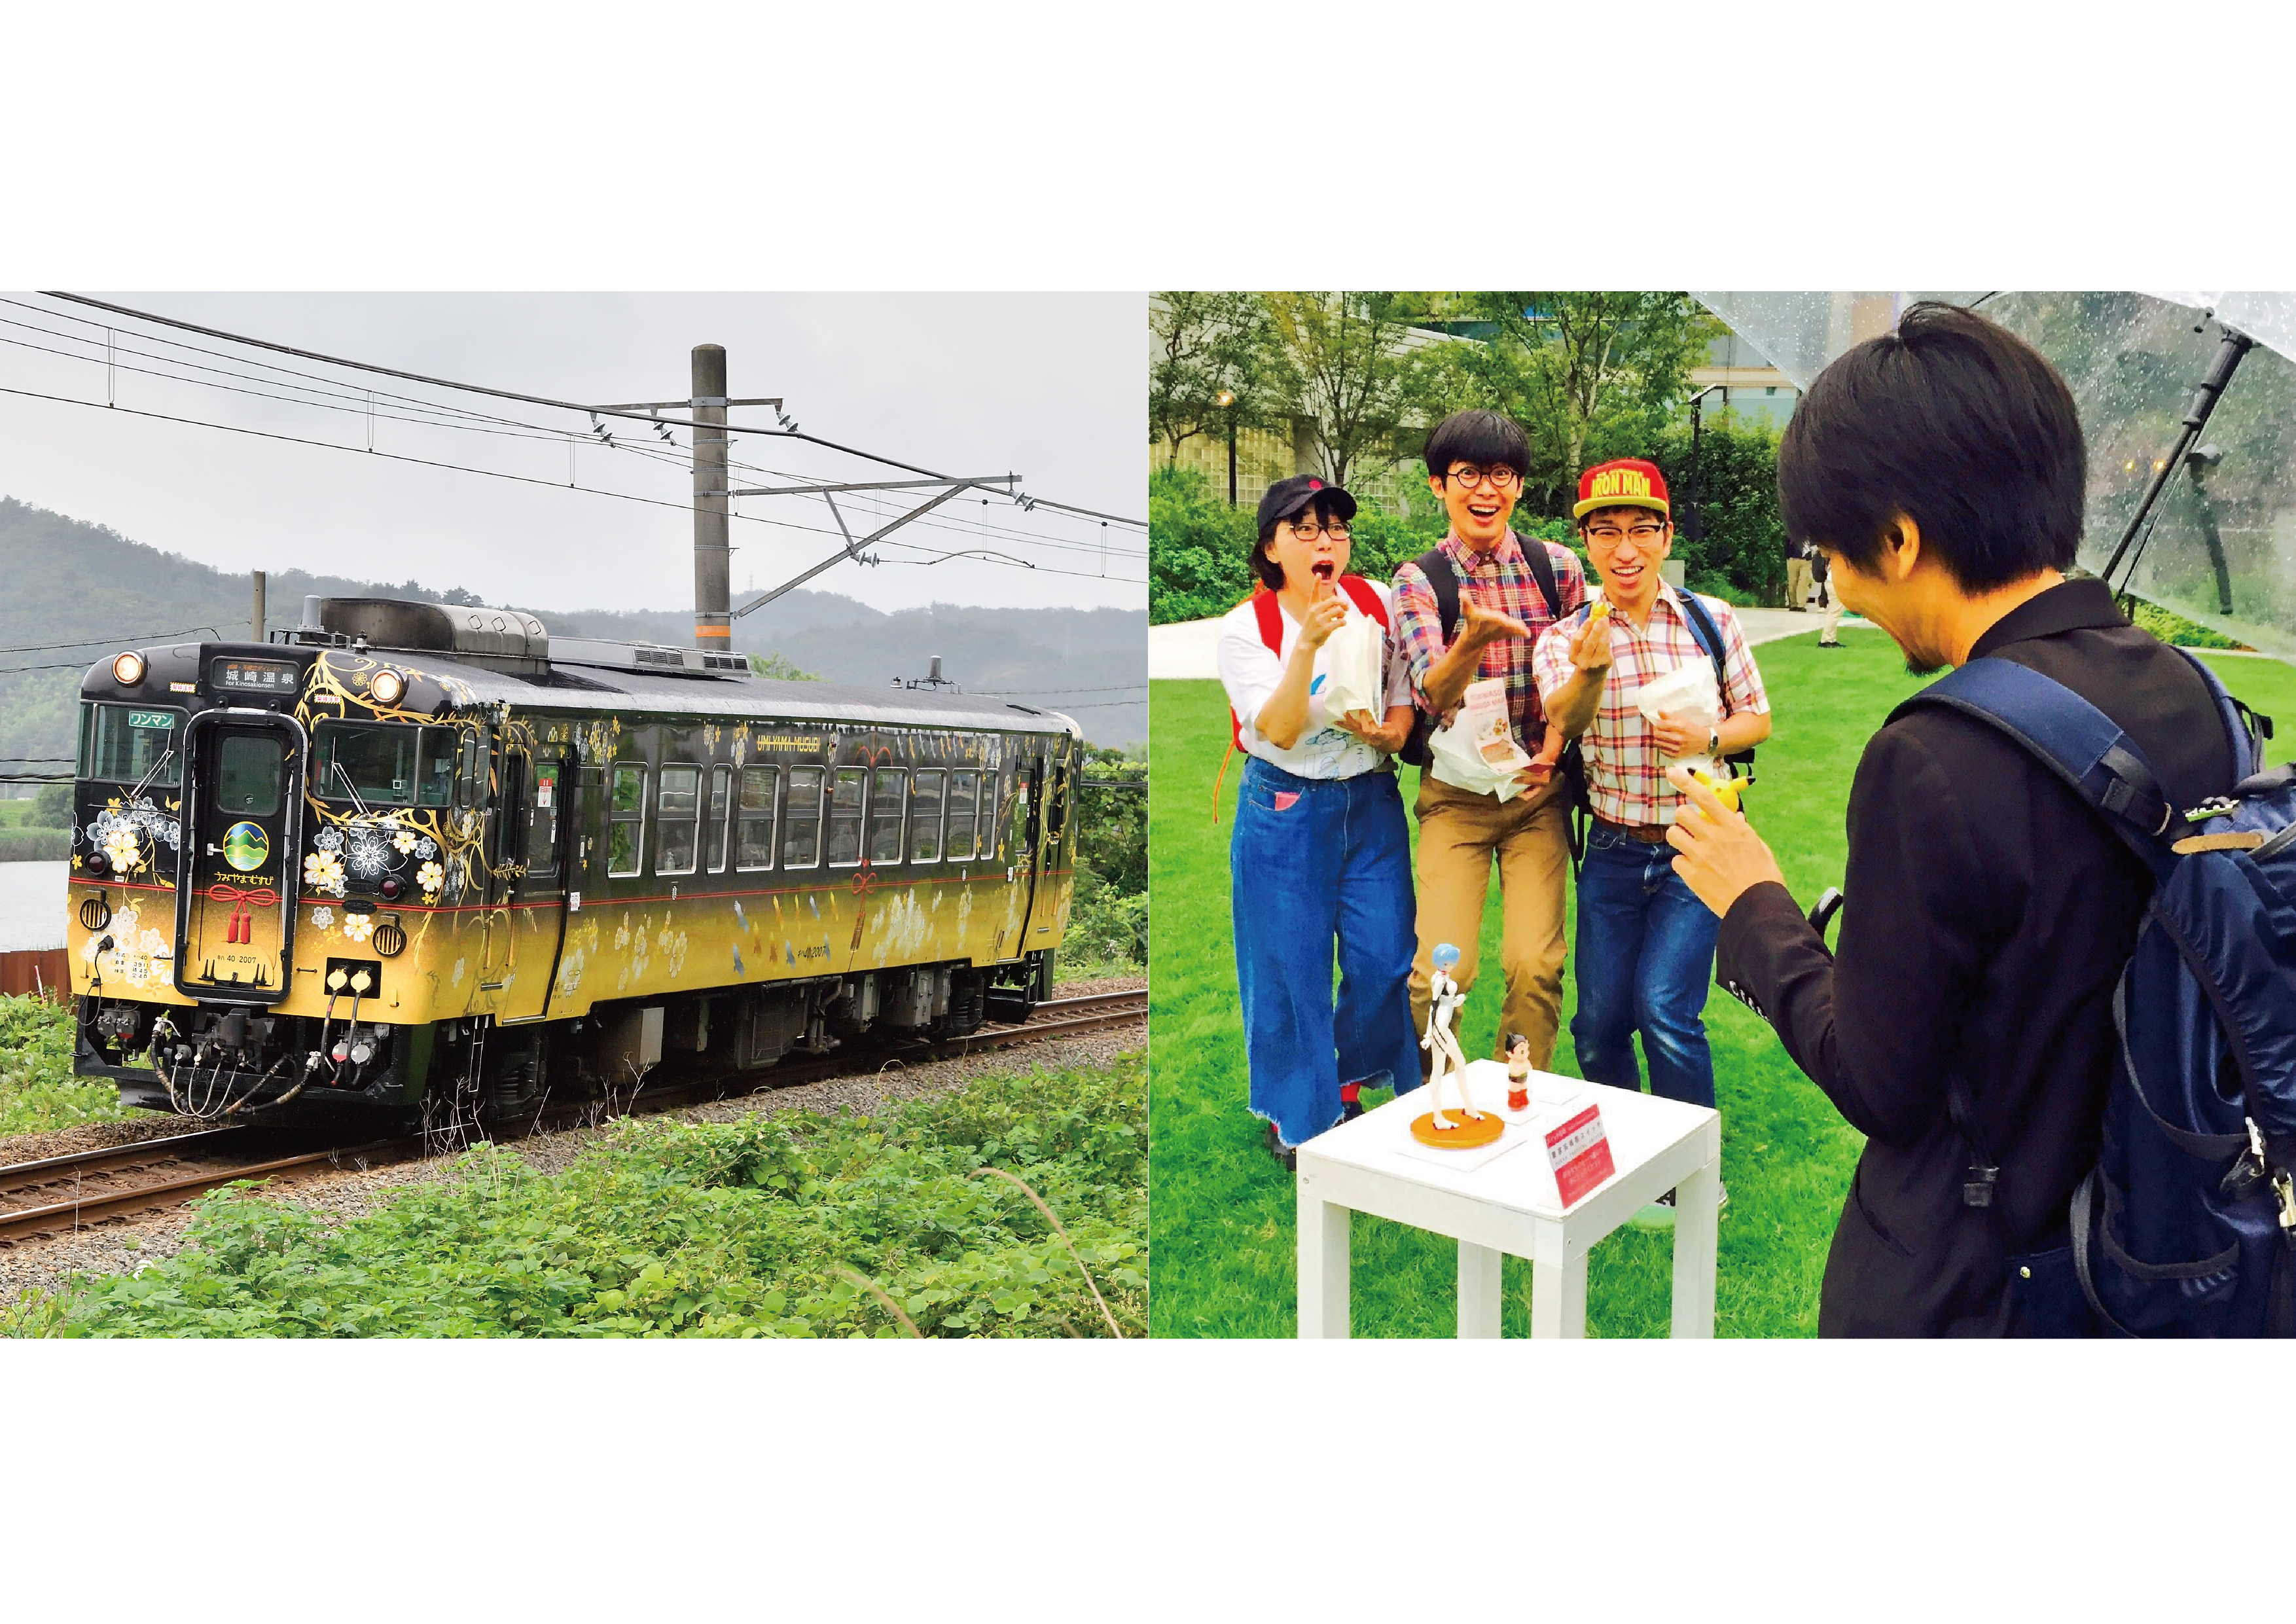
[508,749,573,1020]
[1007,750,1047,947]
[173,710,304,1003]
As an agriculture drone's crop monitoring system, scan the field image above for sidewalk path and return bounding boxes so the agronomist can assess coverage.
[1149,601,1872,681]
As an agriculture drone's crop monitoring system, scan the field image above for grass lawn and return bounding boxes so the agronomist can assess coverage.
[1149,632,2296,1338]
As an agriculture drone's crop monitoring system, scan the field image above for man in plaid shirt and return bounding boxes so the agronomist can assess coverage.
[1535,458,1770,1216]
[1393,410,1588,1072]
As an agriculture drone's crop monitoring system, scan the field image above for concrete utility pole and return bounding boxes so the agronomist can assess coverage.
[251,570,266,643]
[691,345,731,649]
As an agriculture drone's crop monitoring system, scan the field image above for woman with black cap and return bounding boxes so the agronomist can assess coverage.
[1217,474,1421,1168]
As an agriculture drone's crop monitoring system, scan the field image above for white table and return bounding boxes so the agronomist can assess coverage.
[1295,1061,1721,1339]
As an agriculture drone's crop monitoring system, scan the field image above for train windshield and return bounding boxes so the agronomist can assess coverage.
[314,722,458,807]
[81,703,184,786]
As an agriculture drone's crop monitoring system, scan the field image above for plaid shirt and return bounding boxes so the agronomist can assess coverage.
[1532,583,1770,826]
[1392,531,1588,750]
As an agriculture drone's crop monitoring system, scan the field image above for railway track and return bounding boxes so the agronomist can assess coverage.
[0,990,1144,1246]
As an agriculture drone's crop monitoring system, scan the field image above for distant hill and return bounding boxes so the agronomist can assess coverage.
[0,497,1145,781]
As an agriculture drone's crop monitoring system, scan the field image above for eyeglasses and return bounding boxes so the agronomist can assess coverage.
[1585,522,1667,547]
[1444,466,1520,491]
[1283,522,1350,541]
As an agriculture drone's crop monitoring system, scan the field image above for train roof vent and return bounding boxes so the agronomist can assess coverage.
[548,638,750,679]
[315,597,548,661]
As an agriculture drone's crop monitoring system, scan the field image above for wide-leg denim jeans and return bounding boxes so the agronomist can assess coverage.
[1230,755,1421,1148]
[1569,821,1720,1110]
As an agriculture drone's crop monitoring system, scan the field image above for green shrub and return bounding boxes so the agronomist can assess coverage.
[0,828,69,861]
[16,1054,1145,1339]
[1647,420,1789,605]
[0,993,126,1136]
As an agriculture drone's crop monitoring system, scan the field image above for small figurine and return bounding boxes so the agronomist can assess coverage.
[1420,943,1476,1130]
[1505,1031,1532,1112]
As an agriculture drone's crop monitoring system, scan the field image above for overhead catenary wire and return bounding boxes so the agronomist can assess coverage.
[9,294,1147,566]
[0,383,1145,588]
[43,291,1147,524]
[0,352,1144,568]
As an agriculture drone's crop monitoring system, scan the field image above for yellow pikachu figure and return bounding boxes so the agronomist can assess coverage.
[1589,598,1610,623]
[1689,768,1747,821]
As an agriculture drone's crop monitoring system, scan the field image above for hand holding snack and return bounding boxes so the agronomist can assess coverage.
[1570,599,1615,676]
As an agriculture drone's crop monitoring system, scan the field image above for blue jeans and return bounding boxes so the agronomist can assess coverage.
[1230,756,1421,1147]
[1570,822,1720,1110]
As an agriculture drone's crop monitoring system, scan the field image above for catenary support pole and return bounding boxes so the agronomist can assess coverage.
[251,570,266,643]
[692,344,731,647]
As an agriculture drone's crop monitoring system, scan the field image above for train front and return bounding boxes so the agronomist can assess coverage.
[66,634,430,1120]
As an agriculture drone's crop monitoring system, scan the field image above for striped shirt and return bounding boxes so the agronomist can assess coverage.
[1393,531,1588,751]
[1532,583,1770,825]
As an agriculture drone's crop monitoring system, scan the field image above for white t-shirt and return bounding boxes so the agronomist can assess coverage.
[1216,581,1416,780]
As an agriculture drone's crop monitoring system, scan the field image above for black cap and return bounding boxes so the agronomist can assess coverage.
[1256,474,1357,538]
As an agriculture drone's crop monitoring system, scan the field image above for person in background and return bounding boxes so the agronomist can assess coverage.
[1535,458,1771,1220]
[1814,547,1844,648]
[1217,475,1420,1170]
[1786,541,1815,612]
[1392,410,1588,1074]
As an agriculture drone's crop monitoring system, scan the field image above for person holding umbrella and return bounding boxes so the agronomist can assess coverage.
[1217,475,1421,1169]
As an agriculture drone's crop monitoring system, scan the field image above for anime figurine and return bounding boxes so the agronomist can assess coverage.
[1505,1031,1532,1112]
[1420,943,1477,1130]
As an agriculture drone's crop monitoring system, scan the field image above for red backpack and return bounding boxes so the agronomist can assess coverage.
[1215,576,1390,820]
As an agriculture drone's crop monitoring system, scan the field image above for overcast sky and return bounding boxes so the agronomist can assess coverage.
[0,293,1145,616]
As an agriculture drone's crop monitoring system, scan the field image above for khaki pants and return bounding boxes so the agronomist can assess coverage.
[1408,773,1571,1074]
[1785,556,1813,609]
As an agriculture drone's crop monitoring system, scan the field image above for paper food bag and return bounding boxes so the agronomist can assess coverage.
[1633,656,1721,778]
[1428,677,1532,801]
[1317,602,1385,723]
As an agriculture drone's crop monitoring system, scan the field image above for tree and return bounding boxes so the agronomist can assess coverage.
[747,651,821,681]
[29,781,73,827]
[1262,292,1440,489]
[1148,293,1282,469]
[1426,293,1713,517]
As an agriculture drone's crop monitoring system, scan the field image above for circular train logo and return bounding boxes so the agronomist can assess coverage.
[222,821,270,872]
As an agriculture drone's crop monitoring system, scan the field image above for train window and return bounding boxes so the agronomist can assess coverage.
[416,729,459,806]
[868,768,906,863]
[706,765,733,874]
[216,734,284,817]
[908,769,944,863]
[945,770,978,860]
[656,765,701,876]
[527,759,562,879]
[783,766,823,869]
[826,768,866,867]
[81,703,185,787]
[1009,767,1035,861]
[1046,761,1070,840]
[607,765,647,878]
[456,732,492,808]
[315,721,416,805]
[737,766,778,871]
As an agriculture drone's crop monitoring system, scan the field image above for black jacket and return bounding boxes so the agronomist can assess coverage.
[1715,580,2238,1336]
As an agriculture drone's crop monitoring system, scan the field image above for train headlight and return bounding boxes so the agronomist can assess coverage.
[370,668,406,706]
[112,651,147,686]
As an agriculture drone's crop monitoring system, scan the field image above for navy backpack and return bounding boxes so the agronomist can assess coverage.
[1897,653,2296,1337]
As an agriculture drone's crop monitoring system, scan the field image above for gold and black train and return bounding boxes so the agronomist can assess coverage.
[65,597,1081,1122]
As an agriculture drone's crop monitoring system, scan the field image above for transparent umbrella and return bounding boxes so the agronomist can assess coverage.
[1695,291,2296,659]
